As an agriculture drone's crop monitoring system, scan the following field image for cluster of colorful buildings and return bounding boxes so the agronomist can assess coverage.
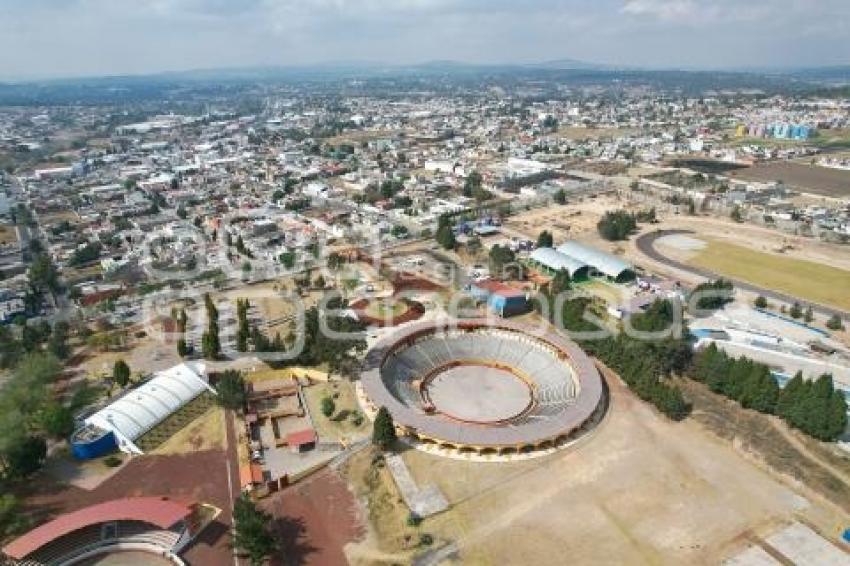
[735,123,814,141]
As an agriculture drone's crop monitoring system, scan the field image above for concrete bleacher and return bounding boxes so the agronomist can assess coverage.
[382,328,579,422]
[28,521,180,566]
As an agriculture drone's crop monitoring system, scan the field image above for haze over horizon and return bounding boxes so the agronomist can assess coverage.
[2,0,850,80]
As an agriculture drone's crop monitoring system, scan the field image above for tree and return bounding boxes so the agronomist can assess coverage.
[435,221,456,251]
[176,206,188,220]
[553,189,567,205]
[536,230,554,249]
[202,293,221,359]
[232,494,277,565]
[549,269,571,296]
[215,370,246,410]
[690,279,734,311]
[177,338,189,358]
[372,406,397,450]
[597,210,637,241]
[754,295,768,309]
[279,251,296,269]
[489,244,519,280]
[730,205,744,222]
[29,253,59,292]
[789,302,803,319]
[321,397,335,418]
[112,360,131,389]
[40,403,75,440]
[462,171,483,198]
[826,314,845,331]
[47,321,71,360]
[4,436,47,479]
[0,494,29,539]
[68,242,102,266]
[803,305,814,324]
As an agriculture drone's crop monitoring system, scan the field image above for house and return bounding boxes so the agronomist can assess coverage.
[469,279,529,317]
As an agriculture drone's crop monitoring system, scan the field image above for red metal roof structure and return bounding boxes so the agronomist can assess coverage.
[286,428,317,447]
[472,279,526,298]
[3,497,193,560]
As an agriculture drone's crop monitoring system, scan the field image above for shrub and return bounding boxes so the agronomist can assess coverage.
[321,397,335,418]
[103,455,123,468]
[826,314,845,331]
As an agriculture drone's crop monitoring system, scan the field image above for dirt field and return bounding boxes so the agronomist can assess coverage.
[504,194,624,245]
[39,210,80,225]
[263,467,366,566]
[728,161,850,198]
[346,372,846,565]
[681,238,850,311]
[680,379,850,514]
[556,126,634,140]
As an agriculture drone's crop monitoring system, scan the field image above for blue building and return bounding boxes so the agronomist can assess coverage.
[469,280,529,317]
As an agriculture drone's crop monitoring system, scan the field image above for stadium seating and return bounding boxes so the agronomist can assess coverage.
[28,521,180,566]
[382,327,578,423]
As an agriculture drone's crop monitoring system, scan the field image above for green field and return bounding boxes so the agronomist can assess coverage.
[689,240,850,311]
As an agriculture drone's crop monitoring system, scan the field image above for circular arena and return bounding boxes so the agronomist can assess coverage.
[360,319,606,458]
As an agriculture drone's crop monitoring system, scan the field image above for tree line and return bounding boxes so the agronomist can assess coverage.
[201,293,221,359]
[690,278,734,311]
[691,344,847,441]
[538,293,691,420]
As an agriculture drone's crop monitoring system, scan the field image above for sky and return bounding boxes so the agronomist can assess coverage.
[1,0,849,79]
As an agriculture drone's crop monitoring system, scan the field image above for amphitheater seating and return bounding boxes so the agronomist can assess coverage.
[382,328,578,422]
[27,521,181,566]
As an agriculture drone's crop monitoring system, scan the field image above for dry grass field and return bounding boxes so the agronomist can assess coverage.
[150,405,225,456]
[346,375,845,565]
[302,381,368,443]
[135,392,216,453]
[344,447,470,565]
[0,223,17,245]
[688,239,850,311]
[728,161,850,198]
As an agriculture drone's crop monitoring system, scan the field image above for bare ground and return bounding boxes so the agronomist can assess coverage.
[346,370,849,565]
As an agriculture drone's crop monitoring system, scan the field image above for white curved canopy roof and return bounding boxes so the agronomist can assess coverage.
[530,247,589,276]
[85,362,213,454]
[556,241,633,279]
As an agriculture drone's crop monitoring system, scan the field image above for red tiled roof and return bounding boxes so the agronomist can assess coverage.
[239,463,264,487]
[287,428,317,447]
[3,497,193,560]
[472,279,526,298]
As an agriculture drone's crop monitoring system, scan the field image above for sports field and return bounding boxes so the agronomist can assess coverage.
[689,239,850,311]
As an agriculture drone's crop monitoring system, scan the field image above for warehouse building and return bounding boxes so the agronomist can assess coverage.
[531,241,634,282]
[530,247,590,280]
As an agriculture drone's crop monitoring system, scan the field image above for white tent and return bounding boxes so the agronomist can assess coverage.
[85,362,214,454]
[556,241,634,280]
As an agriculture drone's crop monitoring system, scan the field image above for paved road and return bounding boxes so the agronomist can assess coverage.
[635,229,850,320]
